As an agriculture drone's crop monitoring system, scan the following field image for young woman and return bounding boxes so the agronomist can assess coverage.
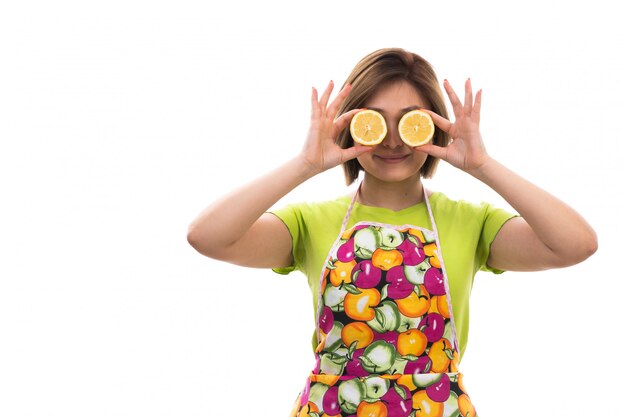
[187,48,597,417]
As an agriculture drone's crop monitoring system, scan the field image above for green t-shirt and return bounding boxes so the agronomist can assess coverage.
[269,191,517,362]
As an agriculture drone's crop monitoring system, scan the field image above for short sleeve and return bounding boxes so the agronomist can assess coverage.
[476,204,519,274]
[267,204,306,275]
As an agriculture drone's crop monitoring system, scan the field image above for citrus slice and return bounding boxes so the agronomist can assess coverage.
[350,109,387,146]
[398,109,435,147]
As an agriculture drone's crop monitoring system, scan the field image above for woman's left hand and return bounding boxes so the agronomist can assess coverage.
[419,79,490,175]
[421,80,598,272]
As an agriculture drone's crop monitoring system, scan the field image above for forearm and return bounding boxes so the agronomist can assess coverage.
[469,157,598,262]
[187,155,318,253]
[187,81,368,262]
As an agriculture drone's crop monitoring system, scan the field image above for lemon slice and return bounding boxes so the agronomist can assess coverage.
[398,109,435,147]
[350,109,387,146]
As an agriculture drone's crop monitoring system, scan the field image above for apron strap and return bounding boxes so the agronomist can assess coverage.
[423,186,438,236]
[342,182,433,232]
[336,181,460,352]
[340,182,362,233]
[424,188,460,353]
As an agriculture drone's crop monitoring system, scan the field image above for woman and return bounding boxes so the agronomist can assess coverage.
[187,48,597,416]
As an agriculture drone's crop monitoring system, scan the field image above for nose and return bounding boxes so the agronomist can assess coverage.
[381,120,404,149]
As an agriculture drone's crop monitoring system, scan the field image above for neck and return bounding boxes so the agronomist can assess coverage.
[358,174,424,211]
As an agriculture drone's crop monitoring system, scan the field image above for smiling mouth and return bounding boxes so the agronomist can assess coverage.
[374,154,411,163]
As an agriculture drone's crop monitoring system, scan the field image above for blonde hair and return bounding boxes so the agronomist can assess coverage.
[337,48,450,184]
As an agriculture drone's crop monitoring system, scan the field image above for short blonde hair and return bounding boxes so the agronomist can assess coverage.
[336,48,450,184]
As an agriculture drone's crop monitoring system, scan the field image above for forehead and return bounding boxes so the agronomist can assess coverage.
[364,80,429,112]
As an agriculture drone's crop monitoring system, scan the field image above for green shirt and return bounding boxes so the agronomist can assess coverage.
[270,191,517,361]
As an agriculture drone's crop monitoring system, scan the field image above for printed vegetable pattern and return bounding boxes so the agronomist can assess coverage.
[291,224,478,417]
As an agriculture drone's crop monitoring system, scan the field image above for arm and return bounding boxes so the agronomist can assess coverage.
[187,81,371,268]
[472,159,597,271]
[187,158,315,268]
[421,79,598,272]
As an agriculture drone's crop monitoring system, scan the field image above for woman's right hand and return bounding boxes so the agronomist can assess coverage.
[188,81,371,268]
[300,81,373,174]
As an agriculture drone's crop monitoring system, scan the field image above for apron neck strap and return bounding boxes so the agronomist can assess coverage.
[423,185,439,236]
[340,182,436,233]
[340,182,362,233]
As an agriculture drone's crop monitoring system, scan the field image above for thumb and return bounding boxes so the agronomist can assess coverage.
[333,108,364,134]
[416,143,448,161]
[341,145,373,163]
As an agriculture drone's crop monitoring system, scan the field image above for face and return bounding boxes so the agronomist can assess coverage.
[356,80,430,184]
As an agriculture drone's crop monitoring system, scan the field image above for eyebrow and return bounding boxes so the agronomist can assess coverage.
[367,105,422,114]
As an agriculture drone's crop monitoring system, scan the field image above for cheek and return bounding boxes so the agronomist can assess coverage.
[356,152,372,167]
[356,150,384,169]
[413,150,429,165]
[406,151,429,176]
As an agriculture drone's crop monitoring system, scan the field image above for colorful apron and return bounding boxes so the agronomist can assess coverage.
[290,186,478,417]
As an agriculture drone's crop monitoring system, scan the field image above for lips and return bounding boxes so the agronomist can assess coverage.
[374,154,411,163]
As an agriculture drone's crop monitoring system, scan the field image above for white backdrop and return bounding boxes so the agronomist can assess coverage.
[1,1,624,416]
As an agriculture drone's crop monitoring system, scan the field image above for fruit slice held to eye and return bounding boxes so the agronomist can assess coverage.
[398,109,435,147]
[350,109,387,145]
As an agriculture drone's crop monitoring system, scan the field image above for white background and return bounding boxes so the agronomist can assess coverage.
[1,1,624,416]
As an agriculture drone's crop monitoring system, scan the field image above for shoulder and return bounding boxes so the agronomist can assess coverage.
[269,195,352,258]
[430,191,492,216]
[269,194,351,222]
[430,191,516,230]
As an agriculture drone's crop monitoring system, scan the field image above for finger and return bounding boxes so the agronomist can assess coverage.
[327,83,351,118]
[333,107,363,133]
[420,109,453,133]
[341,144,374,162]
[473,89,482,123]
[463,78,473,116]
[416,143,448,160]
[310,87,320,119]
[443,79,463,119]
[319,80,334,112]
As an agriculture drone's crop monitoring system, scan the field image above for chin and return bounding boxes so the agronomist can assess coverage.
[359,165,422,184]
[365,169,422,184]
[358,154,426,185]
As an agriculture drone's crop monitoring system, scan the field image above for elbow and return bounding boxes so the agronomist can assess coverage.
[577,227,599,262]
[580,230,599,261]
[186,223,232,261]
[186,226,200,250]
[186,225,203,253]
[557,229,599,268]
[186,223,213,257]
